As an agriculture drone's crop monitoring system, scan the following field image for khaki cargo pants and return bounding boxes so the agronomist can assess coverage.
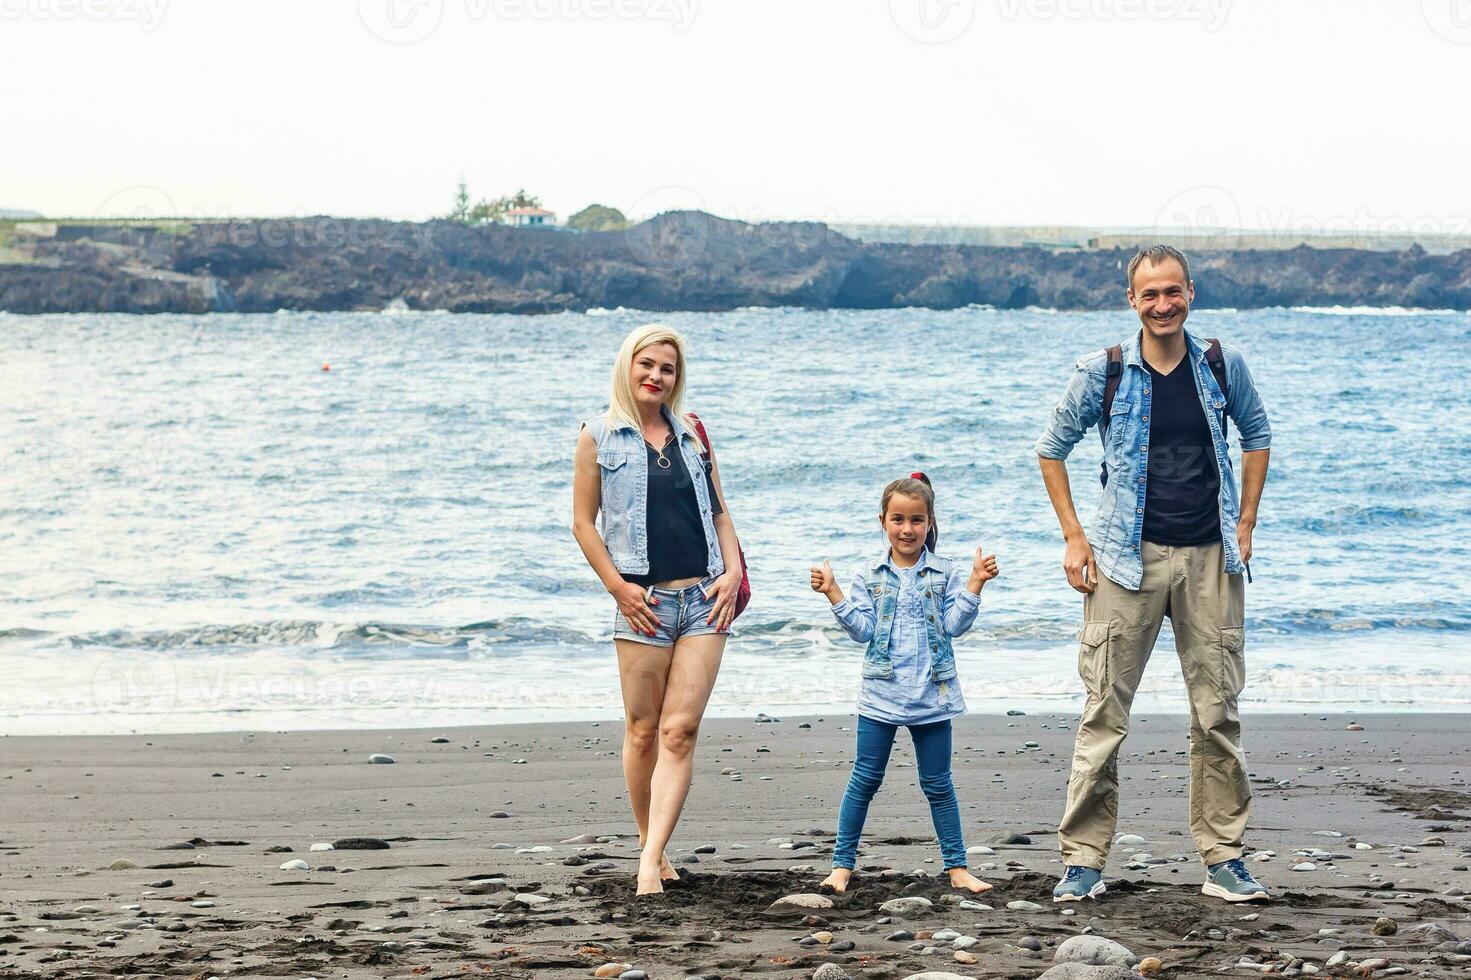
[1057,540,1249,869]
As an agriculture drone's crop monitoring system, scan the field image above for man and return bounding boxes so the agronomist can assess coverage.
[1034,245,1272,904]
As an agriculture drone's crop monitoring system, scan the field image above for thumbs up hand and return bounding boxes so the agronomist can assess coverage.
[969,546,1000,592]
[810,560,843,604]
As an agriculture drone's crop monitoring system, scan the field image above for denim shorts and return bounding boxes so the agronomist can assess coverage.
[613,575,731,648]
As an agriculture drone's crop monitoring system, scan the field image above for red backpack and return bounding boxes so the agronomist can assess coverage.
[688,414,751,620]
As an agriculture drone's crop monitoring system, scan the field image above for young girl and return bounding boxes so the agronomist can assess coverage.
[810,473,999,894]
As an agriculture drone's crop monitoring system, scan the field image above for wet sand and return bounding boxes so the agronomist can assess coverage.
[2,712,1468,979]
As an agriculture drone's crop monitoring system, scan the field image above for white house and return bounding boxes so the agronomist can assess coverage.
[505,207,557,228]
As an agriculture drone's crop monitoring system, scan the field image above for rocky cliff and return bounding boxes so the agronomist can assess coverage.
[3,211,1470,314]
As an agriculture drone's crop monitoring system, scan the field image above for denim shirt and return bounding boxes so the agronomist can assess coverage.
[582,404,725,580]
[831,549,981,710]
[1034,329,1271,590]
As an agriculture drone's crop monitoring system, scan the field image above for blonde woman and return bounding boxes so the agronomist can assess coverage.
[572,324,743,896]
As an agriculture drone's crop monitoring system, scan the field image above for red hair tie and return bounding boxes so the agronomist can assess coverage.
[910,471,928,481]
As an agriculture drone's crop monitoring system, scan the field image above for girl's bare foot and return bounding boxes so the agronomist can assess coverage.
[636,860,665,896]
[947,867,993,893]
[819,868,853,894]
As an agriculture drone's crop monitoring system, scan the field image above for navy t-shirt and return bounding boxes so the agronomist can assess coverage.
[622,435,722,588]
[1141,356,1221,546]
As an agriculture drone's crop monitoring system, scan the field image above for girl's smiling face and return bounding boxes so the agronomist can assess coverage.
[881,492,930,563]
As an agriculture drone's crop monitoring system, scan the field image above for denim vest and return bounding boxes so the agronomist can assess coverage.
[1034,329,1272,590]
[581,404,725,580]
[862,552,957,683]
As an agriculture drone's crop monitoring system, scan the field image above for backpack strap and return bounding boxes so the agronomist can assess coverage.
[687,412,712,457]
[1100,344,1123,435]
[1204,338,1230,440]
[1204,338,1229,399]
[1097,344,1124,488]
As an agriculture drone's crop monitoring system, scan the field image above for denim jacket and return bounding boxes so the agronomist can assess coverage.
[831,549,981,683]
[582,404,725,579]
[1034,329,1271,590]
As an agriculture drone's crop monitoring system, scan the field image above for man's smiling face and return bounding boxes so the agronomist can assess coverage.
[1128,257,1194,341]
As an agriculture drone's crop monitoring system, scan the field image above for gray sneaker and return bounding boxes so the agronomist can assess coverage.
[1203,858,1270,902]
[1052,865,1106,902]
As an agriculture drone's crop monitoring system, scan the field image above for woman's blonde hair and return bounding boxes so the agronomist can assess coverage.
[606,323,700,437]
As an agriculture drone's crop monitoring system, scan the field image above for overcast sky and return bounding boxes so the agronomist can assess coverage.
[3,0,1468,233]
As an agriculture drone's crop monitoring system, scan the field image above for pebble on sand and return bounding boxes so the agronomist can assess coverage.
[1137,957,1163,976]
[460,878,508,895]
[768,893,834,914]
[1006,900,1044,911]
[506,893,552,907]
[879,896,934,918]
[332,837,390,850]
[1054,935,1138,967]
[309,842,334,851]
[279,859,310,871]
[368,754,396,764]
[812,964,849,980]
[594,963,631,978]
[1037,966,1140,980]
[107,859,138,870]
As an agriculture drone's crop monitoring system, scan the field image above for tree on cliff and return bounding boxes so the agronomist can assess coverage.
[450,179,471,223]
[451,187,542,225]
[567,204,630,232]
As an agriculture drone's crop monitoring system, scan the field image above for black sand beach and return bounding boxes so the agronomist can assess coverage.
[2,712,1468,979]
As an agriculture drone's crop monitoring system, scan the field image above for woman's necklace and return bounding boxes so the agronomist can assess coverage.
[651,430,674,469]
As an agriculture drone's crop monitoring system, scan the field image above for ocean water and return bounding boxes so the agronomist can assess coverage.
[2,306,1469,735]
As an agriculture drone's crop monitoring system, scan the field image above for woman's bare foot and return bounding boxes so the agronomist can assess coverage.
[636,860,665,896]
[948,867,993,893]
[819,868,853,894]
[638,842,680,882]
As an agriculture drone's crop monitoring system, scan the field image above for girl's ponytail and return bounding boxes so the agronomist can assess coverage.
[881,472,939,553]
[910,472,939,552]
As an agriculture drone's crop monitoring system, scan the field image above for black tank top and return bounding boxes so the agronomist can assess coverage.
[622,435,723,588]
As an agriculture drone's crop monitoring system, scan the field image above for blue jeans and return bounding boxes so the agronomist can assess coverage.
[832,715,966,870]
